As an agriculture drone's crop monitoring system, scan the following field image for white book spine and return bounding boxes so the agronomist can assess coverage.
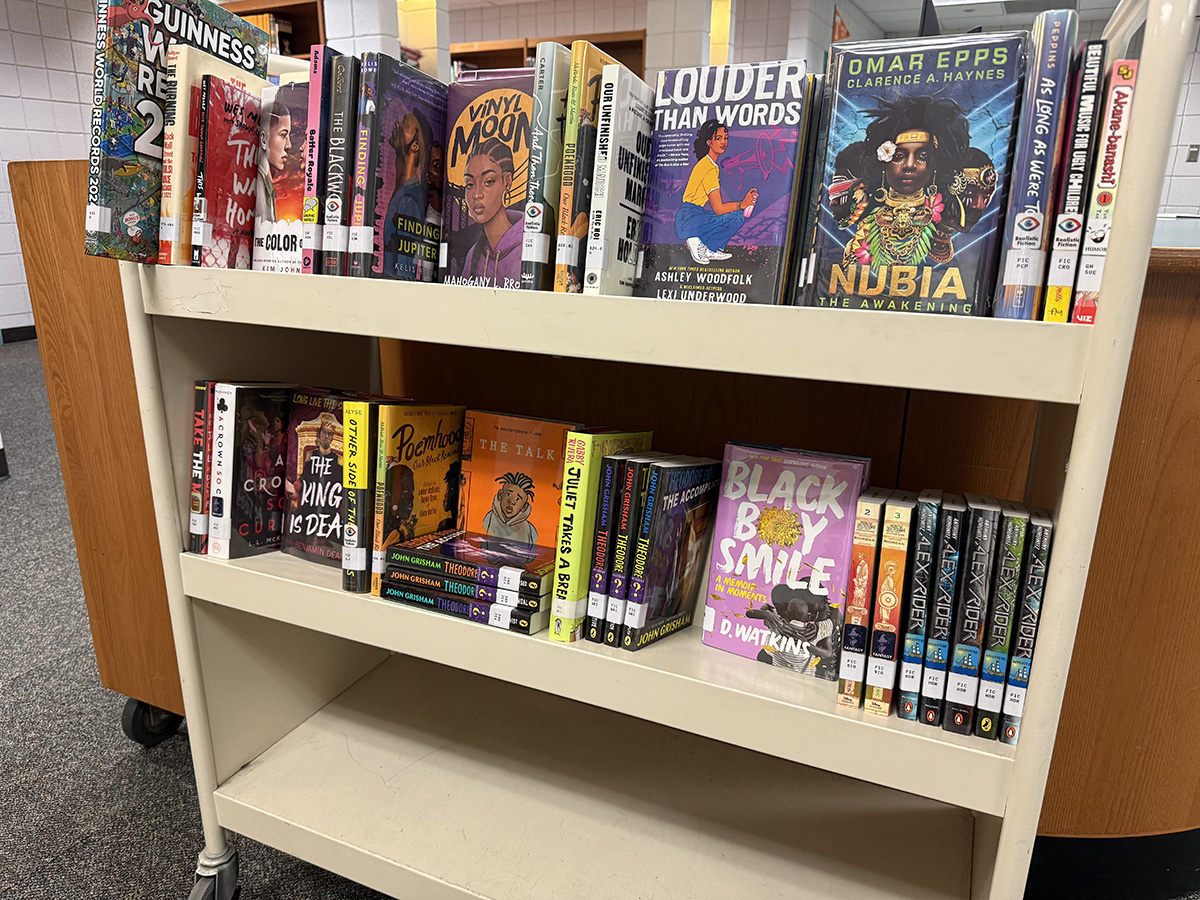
[207,383,237,559]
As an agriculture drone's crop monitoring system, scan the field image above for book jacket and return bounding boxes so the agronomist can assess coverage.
[521,42,571,291]
[808,34,1026,315]
[253,80,309,273]
[283,390,344,566]
[192,75,260,269]
[321,54,360,276]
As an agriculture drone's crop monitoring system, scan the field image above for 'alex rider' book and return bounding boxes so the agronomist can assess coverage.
[807,34,1026,315]
[635,61,810,304]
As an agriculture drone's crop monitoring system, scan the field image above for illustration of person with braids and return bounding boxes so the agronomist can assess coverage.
[482,472,538,546]
[675,119,759,265]
[460,137,524,287]
[827,96,997,270]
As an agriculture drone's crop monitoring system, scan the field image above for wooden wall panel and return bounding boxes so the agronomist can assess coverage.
[10,160,183,715]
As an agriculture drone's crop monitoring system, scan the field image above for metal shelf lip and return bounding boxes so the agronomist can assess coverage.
[142,266,1092,404]
[182,551,1015,816]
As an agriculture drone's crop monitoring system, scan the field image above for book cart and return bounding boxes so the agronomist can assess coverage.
[116,2,1194,898]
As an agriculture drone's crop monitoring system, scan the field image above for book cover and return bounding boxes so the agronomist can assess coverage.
[348,52,382,277]
[993,11,1077,319]
[604,454,659,646]
[702,442,867,680]
[897,489,941,720]
[919,494,967,727]
[321,54,360,277]
[386,529,557,595]
[191,75,260,269]
[944,494,1002,734]
[1072,59,1138,325]
[808,33,1026,315]
[384,567,545,610]
[550,430,654,643]
[207,383,291,560]
[301,45,338,274]
[342,398,377,592]
[1001,509,1053,745]
[634,60,810,304]
[370,404,465,595]
[441,73,535,287]
[521,42,572,291]
[282,390,345,566]
[975,501,1030,738]
[187,380,210,553]
[863,492,917,716]
[836,487,889,708]
[160,45,269,266]
[253,79,309,273]
[582,64,655,296]
[84,0,268,262]
[1043,41,1106,322]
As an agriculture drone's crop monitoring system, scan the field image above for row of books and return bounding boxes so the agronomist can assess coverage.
[85,0,1136,322]
[241,13,293,57]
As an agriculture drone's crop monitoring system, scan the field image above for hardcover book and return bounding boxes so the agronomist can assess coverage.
[702,442,867,680]
[386,529,557,596]
[582,64,655,296]
[1001,509,1053,744]
[919,494,967,727]
[863,491,917,716]
[521,42,572,291]
[187,380,213,553]
[192,75,261,269]
[975,501,1030,738]
[807,33,1026,315]
[321,54,360,276]
[553,41,619,292]
[634,60,810,304]
[342,398,377,592]
[994,11,1077,319]
[301,46,339,274]
[791,72,826,301]
[253,79,309,273]
[282,390,345,566]
[441,72,535,288]
[836,487,889,708]
[84,0,268,262]
[897,489,941,720]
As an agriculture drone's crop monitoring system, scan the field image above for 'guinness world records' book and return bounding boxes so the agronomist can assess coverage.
[944,494,1002,734]
[808,34,1026,315]
[897,489,942,720]
[582,64,655,296]
[253,79,310,273]
[836,487,889,708]
[321,54,360,276]
[993,10,1077,320]
[301,45,339,274]
[385,530,557,596]
[975,501,1030,739]
[521,42,572,291]
[1043,41,1107,322]
[282,390,345,566]
[863,491,917,716]
[342,398,377,592]
[919,494,967,726]
[1071,59,1138,325]
[84,0,268,262]
[1001,509,1053,745]
[634,61,810,304]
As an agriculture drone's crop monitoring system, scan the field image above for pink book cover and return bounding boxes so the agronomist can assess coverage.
[701,442,866,681]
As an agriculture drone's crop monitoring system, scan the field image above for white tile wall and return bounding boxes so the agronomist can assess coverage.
[1161,19,1200,216]
[1,0,93,331]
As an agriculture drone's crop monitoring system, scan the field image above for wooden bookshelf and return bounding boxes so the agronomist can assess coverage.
[450,30,646,78]
[224,0,325,58]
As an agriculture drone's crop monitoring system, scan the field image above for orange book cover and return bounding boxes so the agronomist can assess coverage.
[459,411,584,552]
[863,492,917,716]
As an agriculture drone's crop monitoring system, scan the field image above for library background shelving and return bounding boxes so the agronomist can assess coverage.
[222,0,325,57]
[450,31,647,77]
[115,2,1196,898]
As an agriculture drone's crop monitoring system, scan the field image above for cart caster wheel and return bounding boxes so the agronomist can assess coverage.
[187,877,240,900]
[121,697,183,747]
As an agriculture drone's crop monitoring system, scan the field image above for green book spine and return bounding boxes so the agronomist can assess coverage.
[975,502,1030,739]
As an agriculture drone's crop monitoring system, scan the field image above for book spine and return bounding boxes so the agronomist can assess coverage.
[1043,41,1106,322]
[385,547,545,595]
[864,503,914,716]
[836,495,883,708]
[190,74,213,267]
[348,54,379,278]
[975,507,1030,739]
[622,463,666,640]
[586,456,622,642]
[84,0,111,242]
[188,381,209,553]
[554,46,585,292]
[1072,59,1137,325]
[522,43,557,290]
[944,503,1001,734]
[919,503,966,727]
[582,67,616,295]
[550,433,594,643]
[342,400,372,592]
[159,46,182,265]
[381,582,490,624]
[322,55,359,276]
[370,403,389,595]
[1001,515,1053,745]
[200,381,216,554]
[385,568,543,610]
[302,45,331,275]
[605,458,644,646]
[897,494,940,720]
[207,383,236,559]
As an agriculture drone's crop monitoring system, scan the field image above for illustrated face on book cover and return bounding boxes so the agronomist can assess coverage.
[745,583,839,678]
[258,82,306,224]
[285,401,344,558]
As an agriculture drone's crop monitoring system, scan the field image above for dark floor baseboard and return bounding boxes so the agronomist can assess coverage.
[1,326,37,344]
[1027,830,1200,900]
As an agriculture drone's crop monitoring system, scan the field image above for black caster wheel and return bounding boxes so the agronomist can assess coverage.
[121,697,184,747]
[187,878,240,900]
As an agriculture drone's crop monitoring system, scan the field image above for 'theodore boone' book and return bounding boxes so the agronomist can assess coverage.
[253,80,309,273]
[192,75,260,269]
[863,492,917,716]
[386,530,557,596]
[521,42,571,291]
[897,489,942,720]
[282,390,344,566]
[321,55,360,276]
[84,0,268,263]
[808,34,1026,315]
[583,65,655,296]
[975,501,1030,739]
[635,61,810,304]
[385,567,546,611]
[381,582,551,635]
[441,72,535,288]
[702,442,867,681]
[919,494,967,727]
[993,10,1077,319]
[836,487,889,708]
[1001,509,1053,745]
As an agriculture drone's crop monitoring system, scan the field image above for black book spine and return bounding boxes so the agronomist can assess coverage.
[348,54,379,278]
[897,491,941,720]
[190,75,212,267]
[975,505,1030,739]
[605,458,649,646]
[341,400,376,592]
[322,55,360,276]
[1000,512,1053,745]
[384,567,544,611]
[585,456,623,643]
[622,462,668,643]
[919,499,966,727]
[384,544,546,595]
[188,381,209,553]
[381,582,488,623]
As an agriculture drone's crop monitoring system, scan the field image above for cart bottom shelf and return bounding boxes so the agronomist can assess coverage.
[213,654,974,900]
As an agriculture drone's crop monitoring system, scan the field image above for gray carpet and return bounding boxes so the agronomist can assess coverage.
[0,340,384,900]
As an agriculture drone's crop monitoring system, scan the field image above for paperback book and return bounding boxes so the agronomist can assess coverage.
[321,54,361,276]
[603,453,662,645]
[381,582,551,635]
[187,380,214,553]
[975,501,1029,739]
[896,489,941,720]
[1001,509,1053,744]
[386,529,557,596]
[253,79,309,273]
[301,46,339,274]
[283,390,345,566]
[384,567,546,610]
[521,42,572,291]
[342,397,377,592]
[836,487,889,708]
[863,491,917,715]
[919,494,967,727]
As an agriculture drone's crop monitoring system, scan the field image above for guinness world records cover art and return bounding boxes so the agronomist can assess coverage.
[810,34,1026,315]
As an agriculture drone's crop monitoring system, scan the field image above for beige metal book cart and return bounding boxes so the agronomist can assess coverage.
[117,2,1194,898]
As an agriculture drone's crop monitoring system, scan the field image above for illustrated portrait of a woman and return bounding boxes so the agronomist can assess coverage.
[461,137,523,287]
[674,119,758,265]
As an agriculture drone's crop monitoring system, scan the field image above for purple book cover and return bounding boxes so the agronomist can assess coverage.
[369,59,448,281]
[283,389,344,566]
[634,61,808,304]
[441,74,535,288]
[702,442,866,681]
